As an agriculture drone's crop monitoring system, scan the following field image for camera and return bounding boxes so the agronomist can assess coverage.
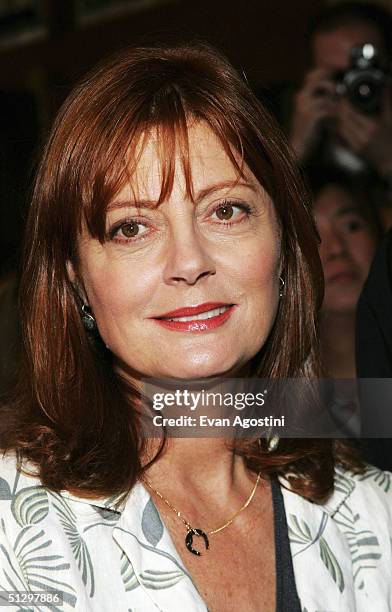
[335,44,388,115]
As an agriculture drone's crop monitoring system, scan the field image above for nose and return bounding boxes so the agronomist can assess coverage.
[320,227,348,261]
[163,224,216,286]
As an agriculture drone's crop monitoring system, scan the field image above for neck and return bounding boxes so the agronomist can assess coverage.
[320,310,356,378]
[143,438,247,501]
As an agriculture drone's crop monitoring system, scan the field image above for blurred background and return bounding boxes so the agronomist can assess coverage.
[0,0,358,275]
[1,0,391,275]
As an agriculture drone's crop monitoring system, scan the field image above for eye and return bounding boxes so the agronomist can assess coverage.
[121,221,143,238]
[212,201,251,223]
[341,218,364,233]
[108,219,150,242]
[215,203,235,220]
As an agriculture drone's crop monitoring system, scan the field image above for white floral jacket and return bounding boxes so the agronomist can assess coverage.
[0,452,391,612]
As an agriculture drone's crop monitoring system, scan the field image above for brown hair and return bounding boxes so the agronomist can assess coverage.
[0,41,361,503]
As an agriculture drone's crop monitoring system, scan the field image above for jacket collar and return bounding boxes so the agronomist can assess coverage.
[278,464,355,518]
[61,482,207,612]
[280,468,358,612]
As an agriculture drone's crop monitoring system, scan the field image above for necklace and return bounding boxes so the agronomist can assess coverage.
[144,472,262,556]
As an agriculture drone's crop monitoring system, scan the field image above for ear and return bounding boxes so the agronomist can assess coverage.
[66,260,89,305]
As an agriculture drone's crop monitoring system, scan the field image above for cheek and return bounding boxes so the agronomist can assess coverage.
[81,259,160,325]
[318,246,328,268]
[243,237,279,283]
[351,234,376,273]
[220,237,280,304]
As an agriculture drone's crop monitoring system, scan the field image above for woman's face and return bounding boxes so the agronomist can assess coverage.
[314,184,377,314]
[73,122,282,380]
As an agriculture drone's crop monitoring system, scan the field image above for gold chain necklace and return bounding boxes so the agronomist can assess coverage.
[144,472,261,556]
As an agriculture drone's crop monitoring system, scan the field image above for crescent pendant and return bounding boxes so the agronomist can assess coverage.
[185,528,210,556]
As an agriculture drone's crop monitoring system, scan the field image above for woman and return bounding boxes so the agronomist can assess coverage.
[310,169,381,379]
[0,42,391,612]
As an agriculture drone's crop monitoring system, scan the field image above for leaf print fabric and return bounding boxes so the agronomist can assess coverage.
[49,493,95,598]
[0,523,77,610]
[358,465,391,492]
[142,498,164,547]
[0,477,12,500]
[288,512,345,593]
[11,487,49,527]
[0,452,391,612]
[283,465,392,612]
[319,537,345,593]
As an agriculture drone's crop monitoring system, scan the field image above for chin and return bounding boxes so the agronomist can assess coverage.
[323,302,357,315]
[159,355,240,381]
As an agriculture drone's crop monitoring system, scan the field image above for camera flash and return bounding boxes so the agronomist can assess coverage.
[363,44,375,60]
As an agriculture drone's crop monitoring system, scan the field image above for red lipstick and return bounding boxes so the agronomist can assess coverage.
[155,302,230,318]
[151,302,236,333]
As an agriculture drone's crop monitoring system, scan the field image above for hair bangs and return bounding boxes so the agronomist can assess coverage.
[82,91,250,244]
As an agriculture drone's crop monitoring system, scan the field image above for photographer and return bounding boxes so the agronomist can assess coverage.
[291,2,392,224]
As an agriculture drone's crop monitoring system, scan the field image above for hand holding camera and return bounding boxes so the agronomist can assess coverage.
[291,43,392,174]
[290,67,338,160]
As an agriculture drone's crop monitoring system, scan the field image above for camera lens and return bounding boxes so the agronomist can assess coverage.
[337,43,387,115]
[347,74,384,114]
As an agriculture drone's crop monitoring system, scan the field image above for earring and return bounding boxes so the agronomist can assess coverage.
[81,303,96,332]
[279,276,285,298]
[267,433,279,452]
[258,433,279,453]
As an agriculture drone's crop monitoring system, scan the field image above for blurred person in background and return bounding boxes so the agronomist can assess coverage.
[309,167,381,437]
[310,167,381,379]
[290,2,392,229]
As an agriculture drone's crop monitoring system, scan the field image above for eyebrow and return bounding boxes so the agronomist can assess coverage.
[107,179,258,211]
[334,206,363,218]
[194,179,258,202]
[107,199,157,211]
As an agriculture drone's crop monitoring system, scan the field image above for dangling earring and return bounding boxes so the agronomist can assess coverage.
[279,276,285,298]
[81,303,96,332]
[258,432,279,453]
[267,433,279,452]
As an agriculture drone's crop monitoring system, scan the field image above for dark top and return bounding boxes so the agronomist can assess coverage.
[356,228,392,378]
[271,478,302,612]
[356,228,392,471]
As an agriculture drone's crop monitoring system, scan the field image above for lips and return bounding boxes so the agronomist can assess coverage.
[327,269,358,284]
[151,302,236,333]
[154,302,232,319]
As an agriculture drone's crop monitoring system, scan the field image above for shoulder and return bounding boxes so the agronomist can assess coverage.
[0,451,44,526]
[282,465,392,610]
[324,465,392,573]
[0,450,27,493]
[281,463,392,543]
[0,450,41,491]
[331,464,392,518]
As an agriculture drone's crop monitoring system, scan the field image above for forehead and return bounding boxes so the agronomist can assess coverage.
[313,184,359,218]
[312,24,384,71]
[114,121,259,203]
